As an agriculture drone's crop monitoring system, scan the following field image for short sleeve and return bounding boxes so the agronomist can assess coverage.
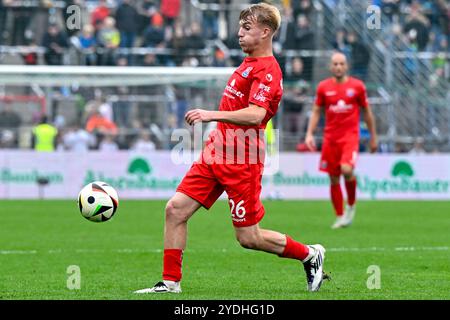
[314,83,325,107]
[358,82,369,108]
[248,67,282,117]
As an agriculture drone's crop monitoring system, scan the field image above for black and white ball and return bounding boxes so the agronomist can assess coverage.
[77,181,119,222]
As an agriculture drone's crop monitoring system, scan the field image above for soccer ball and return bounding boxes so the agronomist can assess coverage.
[77,181,119,222]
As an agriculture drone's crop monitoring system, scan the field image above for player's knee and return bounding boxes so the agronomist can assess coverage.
[341,165,353,178]
[329,175,340,185]
[165,199,189,224]
[236,233,259,250]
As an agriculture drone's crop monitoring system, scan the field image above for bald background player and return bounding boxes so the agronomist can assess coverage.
[135,3,327,294]
[305,52,378,229]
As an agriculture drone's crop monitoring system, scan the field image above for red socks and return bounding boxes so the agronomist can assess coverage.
[345,178,357,206]
[279,235,310,261]
[162,249,183,282]
[330,183,344,216]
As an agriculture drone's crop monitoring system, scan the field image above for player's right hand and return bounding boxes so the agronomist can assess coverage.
[305,134,316,151]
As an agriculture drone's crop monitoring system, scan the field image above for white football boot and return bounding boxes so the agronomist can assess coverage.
[134,280,181,294]
[302,244,326,292]
[343,204,356,226]
[331,215,347,229]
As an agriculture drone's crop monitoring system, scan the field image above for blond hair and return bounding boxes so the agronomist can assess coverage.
[239,2,282,33]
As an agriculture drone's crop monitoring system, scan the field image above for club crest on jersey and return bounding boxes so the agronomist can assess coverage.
[346,88,355,97]
[266,73,273,82]
[242,67,253,78]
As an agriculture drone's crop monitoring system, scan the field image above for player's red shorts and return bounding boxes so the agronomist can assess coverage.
[319,139,359,176]
[177,161,265,228]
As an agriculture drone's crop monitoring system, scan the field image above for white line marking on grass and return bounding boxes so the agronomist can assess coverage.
[0,250,37,254]
[0,247,448,255]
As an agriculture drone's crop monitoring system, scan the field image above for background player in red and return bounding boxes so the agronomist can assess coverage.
[305,52,378,229]
[135,3,327,294]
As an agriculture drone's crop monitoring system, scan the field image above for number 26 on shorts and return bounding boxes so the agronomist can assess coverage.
[229,199,246,219]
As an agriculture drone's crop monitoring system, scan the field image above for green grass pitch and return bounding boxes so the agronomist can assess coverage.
[0,200,449,300]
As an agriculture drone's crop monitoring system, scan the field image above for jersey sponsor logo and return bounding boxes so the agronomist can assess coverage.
[346,88,355,97]
[230,78,236,87]
[258,83,271,92]
[253,92,266,102]
[242,67,253,78]
[266,73,273,82]
[329,99,353,113]
[325,91,337,96]
[225,83,245,99]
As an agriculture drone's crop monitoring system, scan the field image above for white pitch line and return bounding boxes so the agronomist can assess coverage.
[0,247,448,255]
[0,250,37,255]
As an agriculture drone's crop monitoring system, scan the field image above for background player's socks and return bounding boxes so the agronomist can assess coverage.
[330,184,344,216]
[162,249,183,282]
[279,235,311,261]
[345,178,357,206]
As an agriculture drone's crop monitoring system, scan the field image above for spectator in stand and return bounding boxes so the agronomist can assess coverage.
[97,17,120,66]
[115,0,140,48]
[0,0,10,45]
[332,28,350,57]
[31,115,58,152]
[142,11,166,48]
[91,0,110,33]
[85,109,118,148]
[168,20,187,66]
[21,39,39,65]
[201,0,219,40]
[131,130,156,152]
[9,3,33,45]
[42,24,69,65]
[380,0,401,22]
[409,137,426,154]
[62,123,96,152]
[285,14,315,80]
[0,101,22,148]
[185,22,206,50]
[346,31,371,81]
[183,21,206,66]
[142,53,159,66]
[283,57,310,135]
[212,48,231,67]
[137,0,159,35]
[160,0,181,30]
[112,59,132,128]
[292,0,313,20]
[75,24,97,66]
[98,134,119,151]
[403,2,430,51]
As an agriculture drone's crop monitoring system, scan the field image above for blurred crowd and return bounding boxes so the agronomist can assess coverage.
[0,0,449,153]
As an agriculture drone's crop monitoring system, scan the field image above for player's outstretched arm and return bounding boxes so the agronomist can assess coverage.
[304,104,321,151]
[362,105,378,153]
[185,104,267,126]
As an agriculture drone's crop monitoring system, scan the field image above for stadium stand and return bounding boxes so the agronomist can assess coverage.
[0,0,448,152]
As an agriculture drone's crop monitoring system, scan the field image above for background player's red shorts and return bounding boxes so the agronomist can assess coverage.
[177,161,265,227]
[319,139,359,176]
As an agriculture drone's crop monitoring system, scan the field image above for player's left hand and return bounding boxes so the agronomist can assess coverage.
[185,109,212,125]
[369,137,378,153]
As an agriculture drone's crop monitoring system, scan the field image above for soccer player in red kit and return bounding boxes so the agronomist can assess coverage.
[305,52,378,229]
[135,3,327,294]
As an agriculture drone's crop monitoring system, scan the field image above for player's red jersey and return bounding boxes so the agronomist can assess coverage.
[204,56,283,164]
[177,56,283,227]
[314,77,368,143]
